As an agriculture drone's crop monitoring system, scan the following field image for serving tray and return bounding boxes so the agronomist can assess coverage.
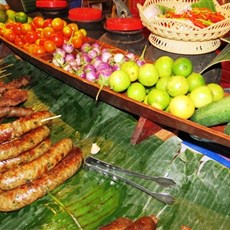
[0,36,229,148]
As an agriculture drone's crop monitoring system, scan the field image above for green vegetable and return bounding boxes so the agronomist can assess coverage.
[224,122,230,135]
[191,0,216,12]
[190,96,230,126]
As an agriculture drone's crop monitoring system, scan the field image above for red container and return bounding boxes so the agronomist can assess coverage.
[128,0,145,18]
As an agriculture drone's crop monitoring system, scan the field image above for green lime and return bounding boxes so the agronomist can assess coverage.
[15,12,28,23]
[138,63,159,87]
[109,70,131,92]
[156,76,171,91]
[0,9,7,23]
[6,9,16,21]
[121,60,139,82]
[190,85,213,108]
[172,57,193,77]
[166,75,189,97]
[127,82,146,102]
[187,72,206,92]
[154,55,174,78]
[147,88,170,110]
[207,83,224,102]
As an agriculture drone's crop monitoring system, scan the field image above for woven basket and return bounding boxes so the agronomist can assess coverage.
[137,0,230,54]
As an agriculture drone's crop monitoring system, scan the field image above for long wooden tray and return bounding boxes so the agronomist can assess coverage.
[1,36,229,148]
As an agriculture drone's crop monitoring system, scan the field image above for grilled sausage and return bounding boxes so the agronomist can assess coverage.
[0,138,51,173]
[0,110,52,143]
[0,138,73,190]
[0,125,50,161]
[100,216,158,230]
[125,216,157,230]
[100,218,133,230]
[0,89,28,107]
[0,147,83,212]
[0,76,30,94]
[0,107,34,119]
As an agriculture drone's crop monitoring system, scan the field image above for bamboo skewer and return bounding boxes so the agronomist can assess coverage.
[41,115,62,123]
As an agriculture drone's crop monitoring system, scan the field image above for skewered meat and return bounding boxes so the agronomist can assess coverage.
[0,138,73,190]
[0,89,28,107]
[100,215,158,230]
[0,110,53,144]
[100,218,133,230]
[0,107,34,119]
[0,138,51,173]
[0,147,83,212]
[0,125,50,161]
[0,76,31,94]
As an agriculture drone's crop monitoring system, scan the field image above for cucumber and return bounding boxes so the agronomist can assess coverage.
[224,122,230,135]
[190,96,230,126]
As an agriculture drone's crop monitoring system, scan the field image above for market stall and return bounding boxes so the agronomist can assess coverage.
[0,0,229,229]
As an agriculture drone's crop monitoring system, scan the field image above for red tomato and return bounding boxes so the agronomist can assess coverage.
[62,25,73,38]
[14,36,25,47]
[12,22,22,35]
[33,16,44,28]
[44,39,56,53]
[43,26,54,39]
[43,18,53,28]
[71,36,83,49]
[5,23,14,30]
[50,31,64,47]
[74,30,84,41]
[21,23,32,35]
[31,44,46,55]
[25,30,39,44]
[3,28,16,42]
[51,18,64,31]
[68,23,78,33]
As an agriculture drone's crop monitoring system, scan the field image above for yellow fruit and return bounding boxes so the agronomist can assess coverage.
[169,95,195,119]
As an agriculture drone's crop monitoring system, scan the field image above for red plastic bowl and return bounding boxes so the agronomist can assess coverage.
[105,18,143,31]
[36,1,67,8]
[68,8,102,21]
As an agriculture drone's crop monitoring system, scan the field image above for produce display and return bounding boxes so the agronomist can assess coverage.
[50,40,229,133]
[0,9,87,55]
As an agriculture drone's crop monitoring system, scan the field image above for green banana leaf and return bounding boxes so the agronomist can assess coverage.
[200,43,230,74]
[0,55,230,230]
[191,0,216,11]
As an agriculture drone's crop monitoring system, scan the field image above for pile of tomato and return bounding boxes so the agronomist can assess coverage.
[0,16,87,55]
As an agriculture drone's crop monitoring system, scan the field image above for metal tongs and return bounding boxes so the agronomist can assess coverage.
[84,156,176,204]
[112,0,132,18]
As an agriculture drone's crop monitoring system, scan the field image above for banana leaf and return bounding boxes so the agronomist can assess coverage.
[0,55,230,229]
[200,43,230,74]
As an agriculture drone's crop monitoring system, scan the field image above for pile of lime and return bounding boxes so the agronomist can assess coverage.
[0,9,29,23]
[109,56,224,120]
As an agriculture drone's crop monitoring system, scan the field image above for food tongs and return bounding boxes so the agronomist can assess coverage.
[84,156,176,204]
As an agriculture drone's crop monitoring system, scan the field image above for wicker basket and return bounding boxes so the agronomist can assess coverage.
[137,0,230,54]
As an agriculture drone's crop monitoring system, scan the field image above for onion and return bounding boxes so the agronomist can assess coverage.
[125,52,135,61]
[95,62,111,71]
[88,49,98,59]
[113,53,125,64]
[81,53,91,64]
[62,42,74,54]
[101,50,113,63]
[52,56,65,67]
[65,53,75,63]
[81,42,91,53]
[53,48,66,58]
[84,64,96,73]
[86,71,97,81]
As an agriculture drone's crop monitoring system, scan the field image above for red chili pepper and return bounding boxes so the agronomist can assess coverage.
[189,17,207,28]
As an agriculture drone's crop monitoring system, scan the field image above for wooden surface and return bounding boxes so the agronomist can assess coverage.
[0,36,229,148]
